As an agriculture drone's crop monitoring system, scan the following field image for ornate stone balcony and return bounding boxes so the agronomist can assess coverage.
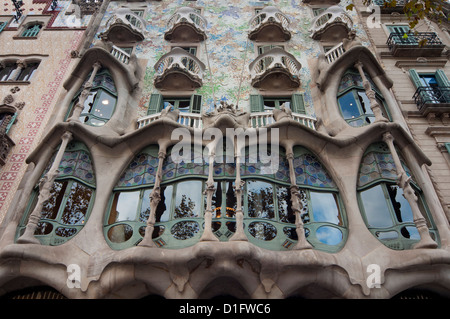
[110,45,131,64]
[310,6,353,41]
[0,134,14,166]
[165,7,207,42]
[154,47,206,91]
[249,111,316,129]
[386,32,446,57]
[248,6,291,42]
[137,112,203,129]
[248,47,301,90]
[99,8,146,43]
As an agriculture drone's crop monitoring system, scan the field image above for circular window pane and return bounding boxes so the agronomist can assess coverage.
[108,224,133,243]
[283,227,298,240]
[171,221,200,240]
[55,227,78,238]
[316,226,343,246]
[248,222,277,241]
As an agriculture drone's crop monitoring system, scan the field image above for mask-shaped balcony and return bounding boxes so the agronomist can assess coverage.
[100,8,146,43]
[249,47,301,90]
[248,6,291,42]
[154,47,206,91]
[310,6,353,42]
[164,7,207,42]
[386,32,445,57]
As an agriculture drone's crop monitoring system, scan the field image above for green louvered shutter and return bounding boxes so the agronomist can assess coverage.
[291,93,305,114]
[5,113,17,134]
[147,93,163,115]
[435,69,450,87]
[190,94,202,114]
[0,22,7,33]
[408,69,422,88]
[250,94,264,113]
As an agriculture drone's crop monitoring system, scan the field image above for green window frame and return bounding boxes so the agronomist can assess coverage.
[357,142,439,250]
[67,68,117,127]
[0,21,7,33]
[249,94,305,114]
[337,68,390,127]
[147,93,202,115]
[17,142,96,246]
[21,24,42,37]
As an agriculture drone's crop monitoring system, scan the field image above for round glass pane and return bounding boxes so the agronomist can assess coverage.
[316,226,343,246]
[171,221,200,240]
[107,224,133,243]
[248,221,277,241]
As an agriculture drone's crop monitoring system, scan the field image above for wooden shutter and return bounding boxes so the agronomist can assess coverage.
[147,93,163,115]
[0,22,6,33]
[190,94,202,114]
[435,69,450,87]
[249,94,264,113]
[408,69,422,88]
[291,93,305,114]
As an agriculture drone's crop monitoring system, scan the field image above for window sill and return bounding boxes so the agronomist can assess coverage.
[12,36,38,40]
[0,81,31,85]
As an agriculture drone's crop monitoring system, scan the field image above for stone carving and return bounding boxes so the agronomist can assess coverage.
[202,100,249,129]
[160,104,180,122]
[273,103,292,122]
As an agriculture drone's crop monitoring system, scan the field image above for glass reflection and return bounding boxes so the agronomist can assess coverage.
[156,185,173,222]
[109,191,139,223]
[387,185,414,223]
[174,181,202,218]
[360,185,394,228]
[316,226,343,245]
[60,182,92,225]
[310,192,341,225]
[247,180,275,219]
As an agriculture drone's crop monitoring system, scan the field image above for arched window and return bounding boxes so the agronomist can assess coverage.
[17,141,96,246]
[337,68,390,127]
[292,146,346,252]
[67,68,117,127]
[239,146,344,252]
[357,142,439,250]
[105,145,159,249]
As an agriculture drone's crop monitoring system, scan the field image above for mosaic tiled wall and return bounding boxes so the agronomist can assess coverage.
[95,0,372,117]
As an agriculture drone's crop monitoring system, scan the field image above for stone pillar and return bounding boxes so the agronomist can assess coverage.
[382,132,438,249]
[286,150,312,250]
[354,61,388,123]
[229,148,248,241]
[200,151,220,242]
[139,150,166,247]
[17,131,73,244]
[8,60,27,81]
[68,61,102,122]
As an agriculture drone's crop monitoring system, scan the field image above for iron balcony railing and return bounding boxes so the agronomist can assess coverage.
[387,32,444,49]
[413,86,450,111]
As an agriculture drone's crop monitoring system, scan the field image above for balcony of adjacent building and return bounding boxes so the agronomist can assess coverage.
[248,47,302,90]
[386,31,446,57]
[413,87,450,116]
[248,6,291,42]
[99,8,146,43]
[164,7,207,42]
[153,47,206,91]
[371,0,408,13]
[310,6,353,42]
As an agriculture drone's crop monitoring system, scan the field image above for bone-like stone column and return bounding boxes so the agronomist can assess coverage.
[229,147,248,241]
[382,132,438,249]
[354,61,388,123]
[139,151,166,247]
[67,61,102,122]
[200,151,220,242]
[7,60,27,81]
[17,131,73,244]
[286,150,312,250]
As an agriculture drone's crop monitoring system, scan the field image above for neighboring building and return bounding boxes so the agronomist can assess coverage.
[0,0,449,299]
